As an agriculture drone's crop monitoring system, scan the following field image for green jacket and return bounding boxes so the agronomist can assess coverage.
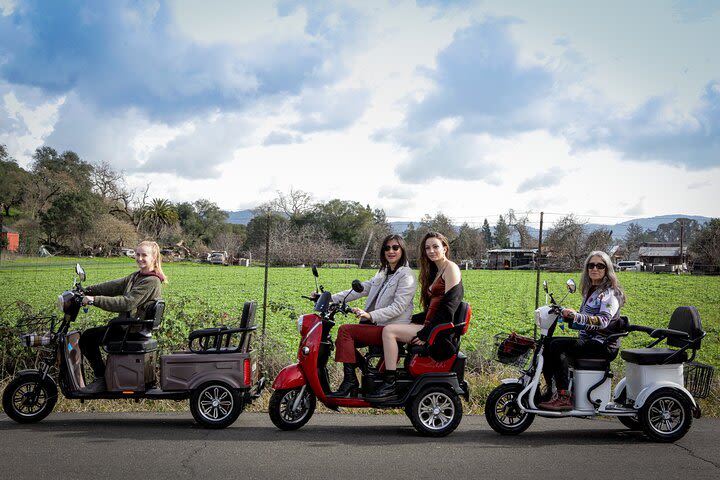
[85,272,163,319]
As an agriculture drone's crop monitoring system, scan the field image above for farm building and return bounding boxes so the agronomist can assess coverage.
[638,242,687,272]
[1,226,19,252]
[486,248,537,270]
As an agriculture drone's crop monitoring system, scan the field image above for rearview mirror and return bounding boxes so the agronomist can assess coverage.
[351,280,364,293]
[311,264,319,278]
[566,279,576,293]
[75,263,86,282]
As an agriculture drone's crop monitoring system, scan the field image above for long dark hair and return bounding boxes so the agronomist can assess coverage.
[418,231,450,310]
[580,250,626,306]
[379,234,408,272]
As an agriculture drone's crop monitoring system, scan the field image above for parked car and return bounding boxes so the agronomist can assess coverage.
[617,260,642,272]
[209,251,229,265]
[119,248,135,257]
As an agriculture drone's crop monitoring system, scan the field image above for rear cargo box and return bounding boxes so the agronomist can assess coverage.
[160,352,252,391]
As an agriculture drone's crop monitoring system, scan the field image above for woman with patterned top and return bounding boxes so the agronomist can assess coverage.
[539,250,626,411]
[368,231,463,400]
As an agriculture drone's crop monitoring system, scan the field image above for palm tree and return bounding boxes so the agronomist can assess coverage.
[142,198,179,238]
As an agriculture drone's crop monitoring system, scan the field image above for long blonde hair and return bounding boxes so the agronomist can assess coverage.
[137,240,167,283]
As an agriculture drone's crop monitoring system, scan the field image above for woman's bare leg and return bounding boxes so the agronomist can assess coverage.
[381,323,423,370]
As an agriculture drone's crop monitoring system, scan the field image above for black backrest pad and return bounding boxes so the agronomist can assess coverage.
[240,301,257,329]
[145,300,165,329]
[453,302,469,335]
[667,306,703,348]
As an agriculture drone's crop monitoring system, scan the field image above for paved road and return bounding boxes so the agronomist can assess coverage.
[1,412,718,479]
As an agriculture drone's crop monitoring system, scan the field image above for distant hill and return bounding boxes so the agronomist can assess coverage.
[226,209,255,224]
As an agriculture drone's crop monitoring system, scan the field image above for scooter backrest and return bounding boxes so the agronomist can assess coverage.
[145,300,165,330]
[453,302,471,336]
[667,306,703,349]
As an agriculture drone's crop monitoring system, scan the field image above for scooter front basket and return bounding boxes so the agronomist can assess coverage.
[493,332,535,367]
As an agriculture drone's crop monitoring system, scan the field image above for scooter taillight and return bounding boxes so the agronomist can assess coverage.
[243,358,251,386]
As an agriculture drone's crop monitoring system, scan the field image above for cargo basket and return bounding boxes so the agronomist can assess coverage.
[493,332,535,367]
[684,362,715,399]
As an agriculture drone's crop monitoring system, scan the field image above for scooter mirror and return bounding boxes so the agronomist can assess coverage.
[311,264,319,278]
[542,280,548,293]
[75,263,86,282]
[351,280,364,293]
[566,279,576,293]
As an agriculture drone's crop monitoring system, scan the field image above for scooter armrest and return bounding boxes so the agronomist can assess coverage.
[649,328,690,339]
[426,322,454,345]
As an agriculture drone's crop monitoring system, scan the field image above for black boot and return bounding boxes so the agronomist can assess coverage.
[367,370,397,400]
[332,363,359,397]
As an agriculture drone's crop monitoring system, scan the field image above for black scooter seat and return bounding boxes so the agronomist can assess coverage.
[620,348,688,365]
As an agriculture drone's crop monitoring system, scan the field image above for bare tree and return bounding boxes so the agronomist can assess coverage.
[271,188,313,221]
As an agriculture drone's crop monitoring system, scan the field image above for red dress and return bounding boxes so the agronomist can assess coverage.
[424,276,445,325]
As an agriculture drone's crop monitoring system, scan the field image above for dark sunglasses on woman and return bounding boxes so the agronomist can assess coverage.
[587,262,606,270]
[383,245,401,252]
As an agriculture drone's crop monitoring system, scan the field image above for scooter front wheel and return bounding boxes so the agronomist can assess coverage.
[190,381,243,429]
[484,383,535,435]
[269,387,316,431]
[2,373,58,424]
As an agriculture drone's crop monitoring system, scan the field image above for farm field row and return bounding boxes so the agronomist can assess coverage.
[1,258,718,369]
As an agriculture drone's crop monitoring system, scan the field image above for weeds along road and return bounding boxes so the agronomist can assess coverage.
[0,412,718,480]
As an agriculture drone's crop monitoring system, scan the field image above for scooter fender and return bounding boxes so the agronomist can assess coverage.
[500,378,524,386]
[272,363,306,390]
[613,377,627,401]
[632,382,697,410]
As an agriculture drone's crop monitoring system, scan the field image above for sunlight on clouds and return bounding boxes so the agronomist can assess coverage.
[2,92,65,165]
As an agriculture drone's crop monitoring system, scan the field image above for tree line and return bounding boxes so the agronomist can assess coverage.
[1,144,718,269]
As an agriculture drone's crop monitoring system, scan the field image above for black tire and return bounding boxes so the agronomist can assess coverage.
[408,386,463,437]
[2,373,58,424]
[639,388,692,442]
[268,387,316,431]
[484,383,535,435]
[190,382,243,429]
[618,415,642,430]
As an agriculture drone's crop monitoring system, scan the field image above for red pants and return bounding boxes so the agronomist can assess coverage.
[335,324,384,363]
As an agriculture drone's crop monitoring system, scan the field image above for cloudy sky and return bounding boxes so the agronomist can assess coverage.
[1,0,718,227]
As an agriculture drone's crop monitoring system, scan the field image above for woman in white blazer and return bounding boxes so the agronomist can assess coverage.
[329,234,416,397]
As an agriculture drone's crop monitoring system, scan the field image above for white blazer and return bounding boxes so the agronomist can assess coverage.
[331,266,416,325]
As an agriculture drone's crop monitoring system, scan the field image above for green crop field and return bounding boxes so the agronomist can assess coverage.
[1,257,718,414]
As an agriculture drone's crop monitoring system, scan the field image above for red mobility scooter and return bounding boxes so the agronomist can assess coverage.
[269,266,472,437]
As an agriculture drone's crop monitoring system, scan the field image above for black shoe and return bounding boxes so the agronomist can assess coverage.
[80,377,106,394]
[367,371,397,400]
[331,364,359,397]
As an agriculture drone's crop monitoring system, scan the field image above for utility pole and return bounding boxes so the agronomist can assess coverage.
[358,230,373,269]
[534,212,544,339]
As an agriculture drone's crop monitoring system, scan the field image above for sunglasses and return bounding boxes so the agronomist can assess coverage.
[383,245,401,252]
[587,262,607,271]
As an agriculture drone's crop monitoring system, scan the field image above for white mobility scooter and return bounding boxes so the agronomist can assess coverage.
[485,279,713,442]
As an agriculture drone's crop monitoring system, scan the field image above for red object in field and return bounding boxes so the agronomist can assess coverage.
[1,226,19,252]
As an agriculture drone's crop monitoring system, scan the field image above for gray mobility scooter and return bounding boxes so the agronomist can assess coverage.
[2,264,265,428]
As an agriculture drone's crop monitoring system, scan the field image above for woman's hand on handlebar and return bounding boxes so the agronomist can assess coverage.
[81,295,94,306]
[302,292,320,301]
[561,308,576,320]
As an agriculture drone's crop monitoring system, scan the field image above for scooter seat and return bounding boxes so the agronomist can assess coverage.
[569,358,610,370]
[620,348,688,365]
[105,338,158,354]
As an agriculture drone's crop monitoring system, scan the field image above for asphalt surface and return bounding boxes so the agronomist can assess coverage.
[0,412,718,479]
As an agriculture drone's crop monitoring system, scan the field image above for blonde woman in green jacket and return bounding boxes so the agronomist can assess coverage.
[79,241,167,393]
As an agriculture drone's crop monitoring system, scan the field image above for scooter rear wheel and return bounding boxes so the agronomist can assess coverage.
[2,373,58,424]
[190,381,243,429]
[408,386,463,437]
[484,383,535,435]
[269,387,316,431]
[639,388,692,442]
